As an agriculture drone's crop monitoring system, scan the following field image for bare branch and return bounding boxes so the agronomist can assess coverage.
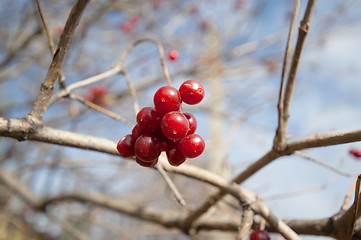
[281,0,316,140]
[29,0,90,120]
[274,0,300,151]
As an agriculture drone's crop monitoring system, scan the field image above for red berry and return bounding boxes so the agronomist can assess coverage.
[153,129,172,151]
[349,149,361,158]
[166,142,186,166]
[179,80,205,105]
[85,86,108,106]
[136,107,161,133]
[130,16,140,25]
[161,111,189,141]
[184,113,197,135]
[250,230,270,240]
[168,50,179,61]
[134,134,162,162]
[153,86,182,116]
[55,24,64,36]
[121,22,132,34]
[179,134,205,158]
[136,157,158,167]
[131,124,142,139]
[116,134,136,158]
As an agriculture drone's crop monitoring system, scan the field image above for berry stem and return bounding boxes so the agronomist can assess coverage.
[156,161,186,206]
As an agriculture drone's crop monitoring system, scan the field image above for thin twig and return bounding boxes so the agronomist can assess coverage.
[115,38,173,86]
[156,160,186,206]
[48,65,123,106]
[348,174,361,240]
[282,0,316,137]
[69,94,133,128]
[274,0,300,151]
[295,151,356,177]
[122,68,140,115]
[36,0,56,55]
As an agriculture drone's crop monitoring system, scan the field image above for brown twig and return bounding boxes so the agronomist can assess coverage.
[348,174,361,239]
[156,160,186,206]
[274,0,300,151]
[68,94,133,128]
[342,181,357,211]
[29,0,90,120]
[35,0,56,55]
[281,0,316,140]
[122,68,140,115]
[115,38,173,86]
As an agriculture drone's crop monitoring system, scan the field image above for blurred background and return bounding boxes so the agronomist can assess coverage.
[0,0,361,239]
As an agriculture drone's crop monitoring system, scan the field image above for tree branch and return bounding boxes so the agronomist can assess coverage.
[29,0,90,120]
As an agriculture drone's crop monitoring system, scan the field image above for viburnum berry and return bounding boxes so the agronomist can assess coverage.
[179,80,205,105]
[179,134,205,158]
[250,230,270,240]
[116,134,137,158]
[166,142,186,166]
[161,111,189,141]
[168,49,179,61]
[131,124,142,139]
[136,157,158,167]
[153,86,182,116]
[153,129,172,151]
[134,134,162,162]
[184,113,197,135]
[85,86,108,106]
[136,107,161,133]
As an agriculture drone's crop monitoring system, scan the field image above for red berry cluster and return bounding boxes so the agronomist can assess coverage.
[117,80,205,167]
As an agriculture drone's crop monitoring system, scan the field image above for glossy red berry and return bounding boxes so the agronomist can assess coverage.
[250,230,270,240]
[131,124,142,139]
[134,134,162,162]
[179,134,205,158]
[184,113,197,135]
[161,111,189,141]
[168,49,179,61]
[116,134,136,158]
[153,129,172,151]
[136,157,158,167]
[179,80,205,105]
[153,86,182,116]
[166,142,186,166]
[136,107,161,133]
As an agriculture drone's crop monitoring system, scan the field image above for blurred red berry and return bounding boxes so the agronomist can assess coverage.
[130,16,140,25]
[168,50,179,61]
[85,86,108,106]
[121,22,132,34]
[264,58,277,73]
[349,149,361,159]
[55,24,64,36]
[189,6,199,15]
